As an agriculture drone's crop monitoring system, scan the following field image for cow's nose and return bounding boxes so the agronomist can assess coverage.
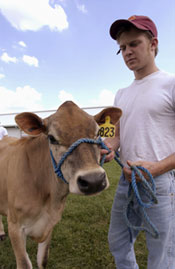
[77,172,107,195]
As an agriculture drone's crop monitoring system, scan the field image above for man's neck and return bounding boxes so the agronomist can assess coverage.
[134,64,159,80]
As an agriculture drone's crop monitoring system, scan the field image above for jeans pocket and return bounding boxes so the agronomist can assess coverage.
[155,172,174,196]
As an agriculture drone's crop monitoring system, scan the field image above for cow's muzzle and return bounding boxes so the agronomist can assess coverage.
[77,172,107,195]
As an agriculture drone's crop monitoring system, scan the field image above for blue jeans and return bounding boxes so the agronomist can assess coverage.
[108,171,175,269]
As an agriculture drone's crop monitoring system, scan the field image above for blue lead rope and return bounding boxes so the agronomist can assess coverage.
[50,137,159,239]
[114,152,159,240]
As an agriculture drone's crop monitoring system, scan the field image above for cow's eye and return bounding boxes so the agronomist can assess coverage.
[48,135,59,145]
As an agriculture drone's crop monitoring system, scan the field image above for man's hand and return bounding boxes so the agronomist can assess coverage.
[100,141,115,162]
[123,160,158,182]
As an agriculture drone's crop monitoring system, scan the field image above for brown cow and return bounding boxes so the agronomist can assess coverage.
[0,101,122,269]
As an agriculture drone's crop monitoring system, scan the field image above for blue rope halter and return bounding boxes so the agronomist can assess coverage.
[50,136,109,184]
[50,136,159,239]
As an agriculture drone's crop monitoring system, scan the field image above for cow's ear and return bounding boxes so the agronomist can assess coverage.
[15,112,47,136]
[94,107,122,125]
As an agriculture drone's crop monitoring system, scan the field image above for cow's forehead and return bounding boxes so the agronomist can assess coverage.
[47,102,98,142]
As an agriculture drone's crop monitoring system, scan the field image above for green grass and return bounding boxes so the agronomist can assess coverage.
[0,160,148,268]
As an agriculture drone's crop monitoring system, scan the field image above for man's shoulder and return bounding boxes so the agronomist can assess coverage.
[115,82,134,95]
[158,70,175,80]
[158,71,175,89]
[114,83,134,106]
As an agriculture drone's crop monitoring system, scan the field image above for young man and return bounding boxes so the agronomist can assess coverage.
[103,15,175,269]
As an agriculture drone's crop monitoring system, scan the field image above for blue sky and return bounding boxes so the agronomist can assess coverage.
[0,0,174,113]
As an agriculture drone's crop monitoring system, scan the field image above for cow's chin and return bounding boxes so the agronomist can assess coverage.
[69,184,86,195]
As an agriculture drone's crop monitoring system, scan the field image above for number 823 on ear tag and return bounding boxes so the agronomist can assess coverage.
[98,116,115,138]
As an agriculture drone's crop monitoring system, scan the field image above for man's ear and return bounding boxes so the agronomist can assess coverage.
[151,37,158,54]
[15,112,47,136]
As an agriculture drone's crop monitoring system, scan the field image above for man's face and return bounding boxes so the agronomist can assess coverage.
[117,29,154,72]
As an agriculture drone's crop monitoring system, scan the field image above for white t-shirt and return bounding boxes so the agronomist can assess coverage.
[0,126,8,140]
[114,70,175,166]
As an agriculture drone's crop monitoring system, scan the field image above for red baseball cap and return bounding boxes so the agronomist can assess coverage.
[110,15,158,40]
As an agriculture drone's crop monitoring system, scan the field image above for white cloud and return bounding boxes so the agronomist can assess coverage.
[0,73,5,79]
[18,41,27,47]
[22,55,39,67]
[0,85,43,113]
[0,0,69,32]
[57,90,84,108]
[0,52,18,63]
[58,90,77,103]
[0,52,39,67]
[90,89,115,106]
[76,4,87,13]
[57,89,114,109]
[51,0,66,4]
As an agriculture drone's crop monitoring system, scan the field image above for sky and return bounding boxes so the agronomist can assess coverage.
[0,0,175,114]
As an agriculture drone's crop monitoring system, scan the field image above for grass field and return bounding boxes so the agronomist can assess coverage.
[0,160,148,269]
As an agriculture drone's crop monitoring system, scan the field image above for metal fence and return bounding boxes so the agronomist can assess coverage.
[0,106,108,138]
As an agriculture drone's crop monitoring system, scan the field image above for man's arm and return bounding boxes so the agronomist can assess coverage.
[123,153,175,181]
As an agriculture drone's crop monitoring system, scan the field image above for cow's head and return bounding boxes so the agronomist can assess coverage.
[15,101,122,195]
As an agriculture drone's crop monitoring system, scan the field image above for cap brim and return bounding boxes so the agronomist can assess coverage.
[109,19,133,40]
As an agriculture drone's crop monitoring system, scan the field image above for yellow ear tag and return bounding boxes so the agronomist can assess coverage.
[98,116,115,138]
